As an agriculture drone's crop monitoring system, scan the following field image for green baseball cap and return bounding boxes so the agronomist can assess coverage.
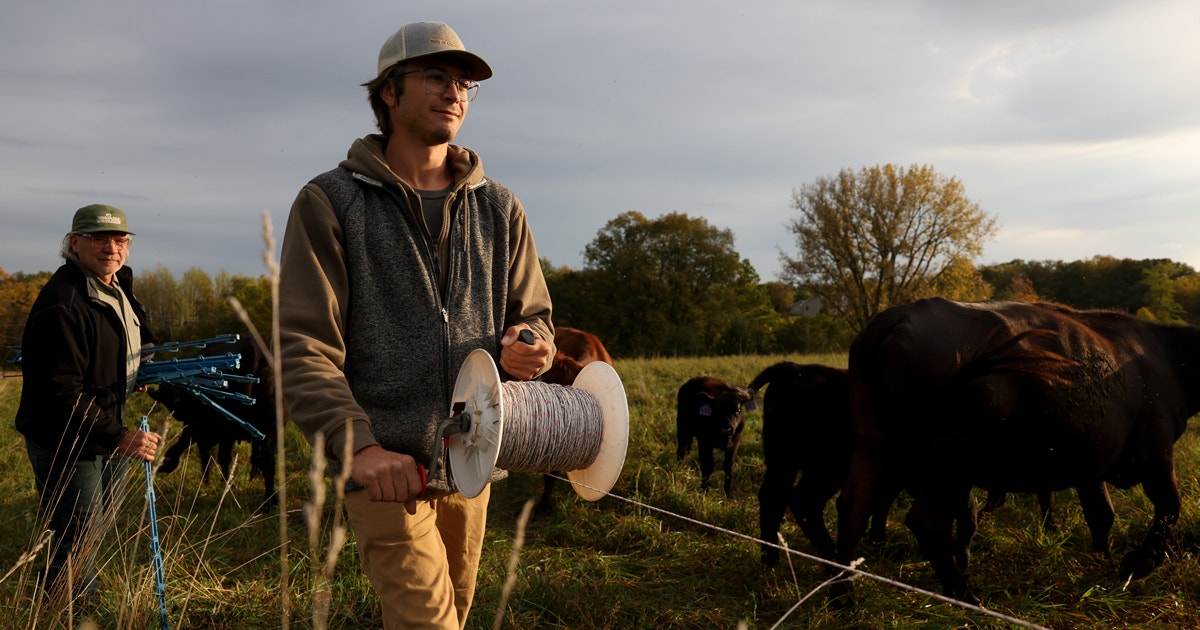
[376,22,492,80]
[72,204,135,235]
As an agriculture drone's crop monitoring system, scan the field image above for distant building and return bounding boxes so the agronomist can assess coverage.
[788,296,824,317]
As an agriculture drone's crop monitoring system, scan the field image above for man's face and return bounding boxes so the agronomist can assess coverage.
[385,60,472,146]
[70,231,130,282]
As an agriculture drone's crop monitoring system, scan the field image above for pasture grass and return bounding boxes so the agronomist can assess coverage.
[2,353,1200,628]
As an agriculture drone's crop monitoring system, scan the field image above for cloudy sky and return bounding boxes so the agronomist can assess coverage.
[3,1,1198,284]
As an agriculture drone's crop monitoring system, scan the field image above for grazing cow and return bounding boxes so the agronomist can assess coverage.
[150,337,278,510]
[676,376,753,495]
[836,298,1196,604]
[535,327,614,516]
[750,362,897,566]
[539,326,613,386]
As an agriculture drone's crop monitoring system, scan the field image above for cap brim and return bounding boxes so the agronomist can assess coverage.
[75,227,135,235]
[396,51,493,81]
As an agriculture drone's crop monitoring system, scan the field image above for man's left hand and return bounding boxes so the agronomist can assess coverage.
[499,325,551,380]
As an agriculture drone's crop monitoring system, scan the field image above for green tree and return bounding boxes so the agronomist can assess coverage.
[1139,260,1190,324]
[1173,273,1200,323]
[580,211,765,357]
[980,256,1200,317]
[934,256,994,302]
[544,266,608,333]
[781,164,998,330]
[0,269,52,348]
[136,265,184,340]
[764,281,796,314]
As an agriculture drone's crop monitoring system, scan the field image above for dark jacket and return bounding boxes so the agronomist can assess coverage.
[15,262,156,458]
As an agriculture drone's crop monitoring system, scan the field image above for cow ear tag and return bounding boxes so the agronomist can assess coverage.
[744,401,757,411]
[699,404,712,417]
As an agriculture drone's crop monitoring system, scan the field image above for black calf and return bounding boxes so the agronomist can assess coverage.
[150,338,277,510]
[676,376,753,495]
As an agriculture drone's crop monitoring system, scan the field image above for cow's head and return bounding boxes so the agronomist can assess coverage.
[147,382,189,412]
[695,384,753,447]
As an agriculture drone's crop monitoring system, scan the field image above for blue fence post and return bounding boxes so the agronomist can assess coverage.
[141,416,171,629]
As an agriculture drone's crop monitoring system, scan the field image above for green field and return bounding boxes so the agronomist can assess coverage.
[3,353,1200,629]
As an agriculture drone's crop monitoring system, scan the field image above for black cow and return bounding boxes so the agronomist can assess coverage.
[536,327,614,516]
[750,362,896,566]
[150,337,278,510]
[836,298,1196,604]
[676,376,753,495]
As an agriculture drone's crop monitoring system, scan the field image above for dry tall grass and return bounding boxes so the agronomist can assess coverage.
[5,217,1200,628]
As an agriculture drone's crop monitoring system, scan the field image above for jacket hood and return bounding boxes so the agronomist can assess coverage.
[339,134,485,190]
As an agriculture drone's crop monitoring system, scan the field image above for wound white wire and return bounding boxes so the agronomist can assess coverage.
[496,381,604,473]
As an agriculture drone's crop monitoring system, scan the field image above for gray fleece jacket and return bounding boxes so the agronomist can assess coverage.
[278,135,554,492]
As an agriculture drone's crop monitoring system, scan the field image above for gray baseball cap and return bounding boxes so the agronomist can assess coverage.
[376,22,492,80]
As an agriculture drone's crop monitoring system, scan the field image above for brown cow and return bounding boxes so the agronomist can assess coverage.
[539,326,613,386]
[751,361,1089,569]
[836,298,1193,605]
[535,327,613,515]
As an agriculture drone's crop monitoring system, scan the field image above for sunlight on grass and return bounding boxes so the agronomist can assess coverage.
[6,243,1200,630]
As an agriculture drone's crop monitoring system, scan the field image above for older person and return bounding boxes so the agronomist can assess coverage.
[15,204,161,604]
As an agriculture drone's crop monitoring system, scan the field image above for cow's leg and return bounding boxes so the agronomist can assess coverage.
[535,473,558,518]
[758,460,801,566]
[832,445,886,607]
[254,436,278,511]
[216,438,235,483]
[721,443,739,496]
[951,491,978,573]
[905,484,978,604]
[675,418,694,461]
[196,439,216,484]
[159,427,194,475]
[1075,482,1113,554]
[697,444,716,491]
[982,489,1007,513]
[867,477,902,543]
[1037,490,1057,531]
[790,475,840,562]
[1119,466,1181,580]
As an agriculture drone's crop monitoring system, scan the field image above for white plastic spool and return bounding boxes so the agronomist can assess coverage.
[446,348,629,500]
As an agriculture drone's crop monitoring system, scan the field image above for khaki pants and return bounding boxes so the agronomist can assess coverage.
[345,485,490,629]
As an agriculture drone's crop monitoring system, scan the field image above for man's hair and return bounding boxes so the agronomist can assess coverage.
[363,66,405,136]
[362,59,471,136]
[60,233,80,263]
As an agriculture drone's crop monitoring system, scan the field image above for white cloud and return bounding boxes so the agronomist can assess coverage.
[2,0,1198,283]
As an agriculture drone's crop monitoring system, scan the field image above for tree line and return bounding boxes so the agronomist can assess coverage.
[4,252,1193,362]
[4,163,1196,359]
[1,266,272,359]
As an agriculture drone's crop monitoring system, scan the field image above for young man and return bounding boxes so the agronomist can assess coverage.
[278,21,555,628]
[16,204,162,605]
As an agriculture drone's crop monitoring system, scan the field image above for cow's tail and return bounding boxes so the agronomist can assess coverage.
[959,327,1078,387]
[747,362,797,397]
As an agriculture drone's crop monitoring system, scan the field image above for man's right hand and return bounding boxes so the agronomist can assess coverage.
[116,429,162,462]
[349,445,425,514]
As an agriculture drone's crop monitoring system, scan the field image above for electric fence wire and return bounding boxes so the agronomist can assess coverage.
[548,474,1052,630]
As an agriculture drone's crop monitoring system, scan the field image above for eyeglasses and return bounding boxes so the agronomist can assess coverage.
[393,68,479,102]
[76,233,133,249]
